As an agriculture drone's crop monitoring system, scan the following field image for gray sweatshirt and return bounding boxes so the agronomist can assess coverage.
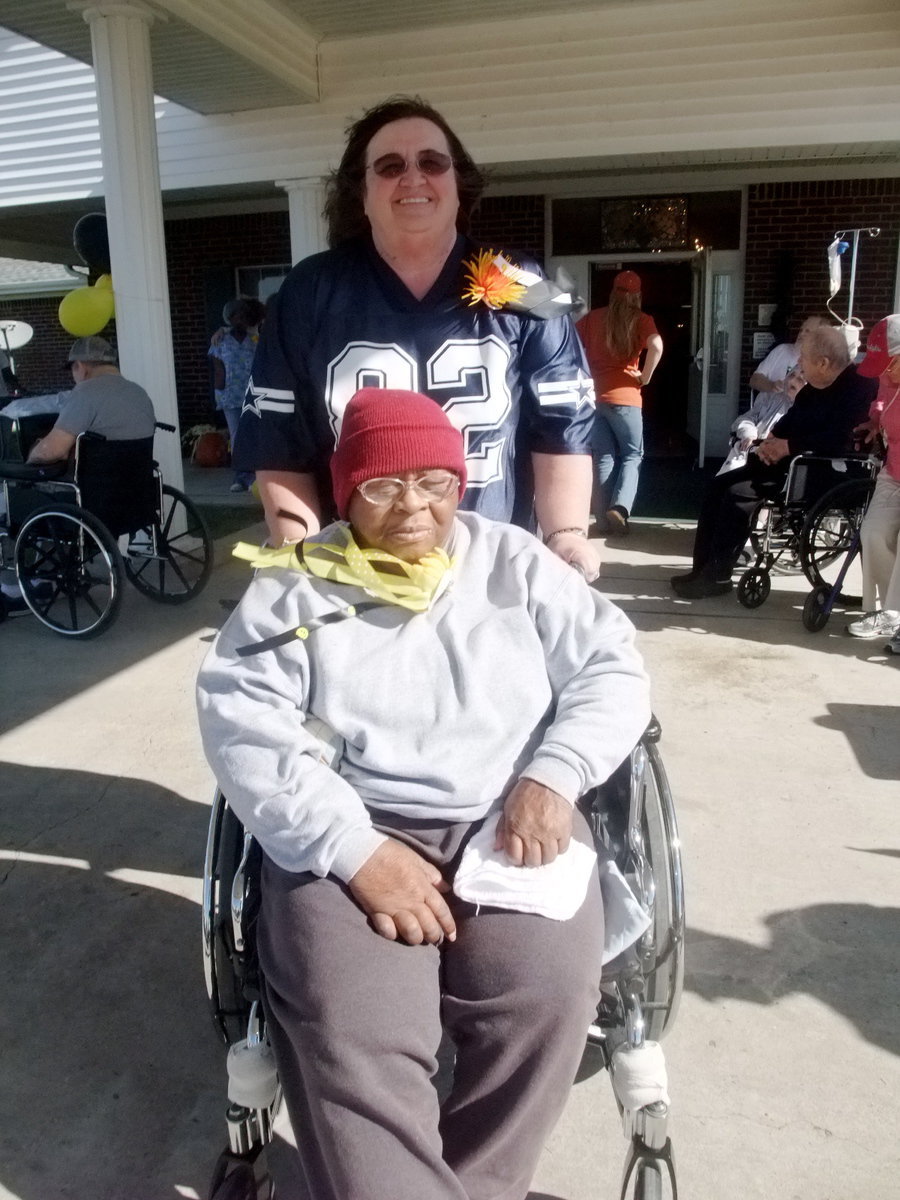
[196,512,650,882]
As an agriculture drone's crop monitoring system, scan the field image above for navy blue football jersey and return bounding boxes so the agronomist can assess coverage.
[234,235,595,524]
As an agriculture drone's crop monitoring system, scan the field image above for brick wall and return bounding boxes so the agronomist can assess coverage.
[471,195,545,264]
[742,178,900,399]
[165,210,291,426]
[0,296,79,396]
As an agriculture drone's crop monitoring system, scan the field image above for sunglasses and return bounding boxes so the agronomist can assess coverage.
[366,151,454,180]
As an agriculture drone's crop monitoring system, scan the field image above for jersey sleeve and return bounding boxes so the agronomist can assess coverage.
[516,313,596,455]
[232,264,323,474]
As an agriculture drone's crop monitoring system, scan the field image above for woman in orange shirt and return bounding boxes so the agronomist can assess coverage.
[576,271,663,535]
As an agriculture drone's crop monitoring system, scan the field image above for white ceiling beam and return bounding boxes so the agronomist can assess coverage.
[153,0,319,103]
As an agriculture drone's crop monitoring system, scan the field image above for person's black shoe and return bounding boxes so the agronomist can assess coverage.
[670,569,700,588]
[605,506,629,537]
[672,574,733,599]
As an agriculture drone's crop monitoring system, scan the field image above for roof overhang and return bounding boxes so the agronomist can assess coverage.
[0,0,320,113]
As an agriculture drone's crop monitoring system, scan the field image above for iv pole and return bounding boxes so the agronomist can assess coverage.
[830,226,880,324]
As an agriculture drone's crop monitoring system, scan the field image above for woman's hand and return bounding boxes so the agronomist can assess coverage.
[549,531,601,582]
[853,418,878,447]
[494,779,573,867]
[349,839,456,946]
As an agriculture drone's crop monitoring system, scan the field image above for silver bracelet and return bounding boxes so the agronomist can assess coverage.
[544,526,588,545]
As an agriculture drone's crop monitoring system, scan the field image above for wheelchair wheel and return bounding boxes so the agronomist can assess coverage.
[737,567,770,609]
[638,740,685,1041]
[634,1160,664,1200]
[125,485,212,604]
[802,583,831,633]
[799,478,873,604]
[203,790,260,1045]
[209,1150,274,1200]
[14,503,123,638]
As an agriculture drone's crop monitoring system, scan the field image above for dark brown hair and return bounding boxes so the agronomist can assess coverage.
[323,95,485,247]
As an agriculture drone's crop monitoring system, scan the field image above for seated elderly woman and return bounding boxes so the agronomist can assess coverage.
[197,387,650,1200]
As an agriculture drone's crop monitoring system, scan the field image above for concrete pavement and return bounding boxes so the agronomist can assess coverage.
[1,499,898,1200]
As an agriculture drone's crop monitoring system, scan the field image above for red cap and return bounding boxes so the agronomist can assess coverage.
[612,270,642,294]
[858,314,900,378]
[330,388,467,518]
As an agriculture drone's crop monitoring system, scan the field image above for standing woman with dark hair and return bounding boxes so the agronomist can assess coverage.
[576,271,663,535]
[233,94,601,579]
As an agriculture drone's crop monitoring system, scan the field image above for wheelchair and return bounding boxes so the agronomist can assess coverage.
[736,452,879,611]
[0,415,212,637]
[201,724,685,1200]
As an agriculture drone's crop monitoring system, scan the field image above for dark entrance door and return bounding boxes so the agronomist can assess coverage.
[589,261,694,458]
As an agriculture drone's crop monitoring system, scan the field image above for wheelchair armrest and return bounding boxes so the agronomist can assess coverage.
[0,459,69,482]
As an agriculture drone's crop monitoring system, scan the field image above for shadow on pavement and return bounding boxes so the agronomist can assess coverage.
[813,704,900,780]
[0,761,223,1200]
[0,530,260,738]
[685,905,900,1058]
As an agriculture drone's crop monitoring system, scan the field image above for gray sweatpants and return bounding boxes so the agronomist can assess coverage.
[257,807,605,1200]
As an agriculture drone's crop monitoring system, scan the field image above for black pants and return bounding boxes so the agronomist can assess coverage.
[692,458,787,577]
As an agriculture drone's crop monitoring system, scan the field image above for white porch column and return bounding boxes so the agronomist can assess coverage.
[79,2,183,492]
[277,179,328,265]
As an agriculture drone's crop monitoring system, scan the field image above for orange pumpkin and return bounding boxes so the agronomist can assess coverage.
[192,430,229,468]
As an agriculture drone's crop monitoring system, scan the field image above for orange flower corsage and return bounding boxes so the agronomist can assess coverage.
[462,249,528,310]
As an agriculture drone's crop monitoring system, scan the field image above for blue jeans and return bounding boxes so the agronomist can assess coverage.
[223,406,255,489]
[592,403,644,517]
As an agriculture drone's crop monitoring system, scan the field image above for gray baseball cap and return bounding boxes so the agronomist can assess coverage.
[67,335,117,365]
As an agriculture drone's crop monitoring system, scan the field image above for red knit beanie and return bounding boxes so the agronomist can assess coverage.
[330,388,467,518]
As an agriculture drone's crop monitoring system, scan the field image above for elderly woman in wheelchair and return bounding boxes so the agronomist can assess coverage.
[672,323,877,601]
[197,387,680,1200]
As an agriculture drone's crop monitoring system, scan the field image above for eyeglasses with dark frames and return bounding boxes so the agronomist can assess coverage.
[356,471,459,506]
[366,151,454,180]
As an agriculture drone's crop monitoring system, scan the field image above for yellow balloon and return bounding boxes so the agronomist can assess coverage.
[58,286,115,336]
[94,273,113,290]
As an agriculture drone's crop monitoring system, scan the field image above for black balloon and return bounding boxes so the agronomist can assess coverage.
[73,212,111,274]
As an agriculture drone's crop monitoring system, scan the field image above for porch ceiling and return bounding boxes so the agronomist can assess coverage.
[0,0,625,115]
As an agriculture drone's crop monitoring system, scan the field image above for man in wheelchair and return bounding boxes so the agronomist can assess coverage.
[25,335,155,464]
[672,323,877,599]
[197,387,651,1200]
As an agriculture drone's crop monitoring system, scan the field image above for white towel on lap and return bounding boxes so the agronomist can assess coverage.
[452,817,653,963]
[452,816,597,921]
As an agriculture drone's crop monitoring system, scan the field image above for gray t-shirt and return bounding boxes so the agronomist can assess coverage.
[55,373,156,441]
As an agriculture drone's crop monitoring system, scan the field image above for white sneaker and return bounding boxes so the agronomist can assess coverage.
[846,610,900,639]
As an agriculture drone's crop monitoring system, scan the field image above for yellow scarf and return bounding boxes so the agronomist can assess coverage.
[233,524,453,613]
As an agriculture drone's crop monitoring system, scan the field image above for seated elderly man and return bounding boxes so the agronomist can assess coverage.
[26,336,155,464]
[672,324,877,598]
[197,387,650,1200]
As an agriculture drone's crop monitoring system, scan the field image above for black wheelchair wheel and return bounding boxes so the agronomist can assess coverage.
[203,790,261,1045]
[799,478,873,604]
[14,503,123,638]
[125,485,212,604]
[802,583,831,633]
[737,567,770,609]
